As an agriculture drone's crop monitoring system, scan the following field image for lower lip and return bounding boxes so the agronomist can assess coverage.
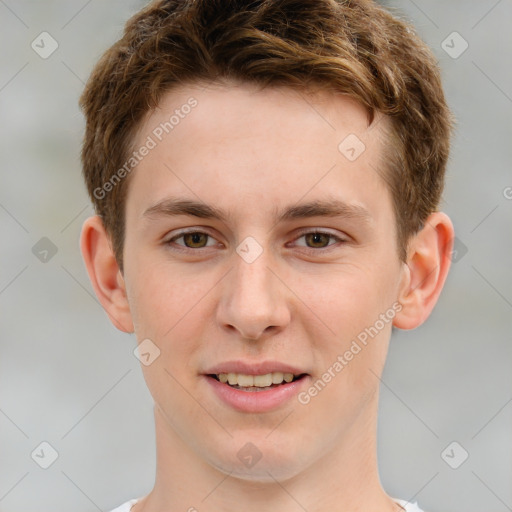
[203,375,310,413]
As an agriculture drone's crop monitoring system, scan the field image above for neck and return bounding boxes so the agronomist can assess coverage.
[135,399,400,512]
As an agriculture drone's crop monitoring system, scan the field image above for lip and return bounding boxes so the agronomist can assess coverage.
[203,373,310,413]
[203,360,307,376]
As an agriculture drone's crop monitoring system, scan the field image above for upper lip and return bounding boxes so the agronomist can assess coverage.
[203,360,308,376]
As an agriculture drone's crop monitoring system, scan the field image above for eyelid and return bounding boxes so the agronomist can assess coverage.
[164,227,349,252]
[166,227,219,243]
[293,227,347,239]
[290,228,348,249]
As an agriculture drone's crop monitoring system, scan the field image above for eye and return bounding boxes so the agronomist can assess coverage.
[164,228,347,254]
[292,230,346,250]
[166,230,219,250]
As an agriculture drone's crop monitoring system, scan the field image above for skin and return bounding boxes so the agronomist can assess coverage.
[81,81,453,512]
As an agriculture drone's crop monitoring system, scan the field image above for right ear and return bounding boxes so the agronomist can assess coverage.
[80,216,134,333]
[392,212,454,330]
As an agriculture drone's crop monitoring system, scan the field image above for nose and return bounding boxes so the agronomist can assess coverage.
[216,245,291,341]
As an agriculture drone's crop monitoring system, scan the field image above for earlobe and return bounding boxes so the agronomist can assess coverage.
[393,212,454,330]
[80,216,134,333]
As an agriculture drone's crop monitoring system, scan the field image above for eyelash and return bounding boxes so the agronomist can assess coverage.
[164,229,347,254]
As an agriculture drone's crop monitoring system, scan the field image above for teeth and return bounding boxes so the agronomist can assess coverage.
[272,371,284,384]
[237,374,254,387]
[216,372,297,387]
[254,373,273,387]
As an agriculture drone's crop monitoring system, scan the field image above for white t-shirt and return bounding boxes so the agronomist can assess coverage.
[110,497,424,511]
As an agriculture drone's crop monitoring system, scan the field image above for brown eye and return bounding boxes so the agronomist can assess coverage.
[166,230,217,250]
[182,232,209,248]
[292,231,342,250]
[304,232,332,248]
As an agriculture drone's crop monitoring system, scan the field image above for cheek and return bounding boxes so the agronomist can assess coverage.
[129,267,210,422]
[298,263,397,343]
[127,258,224,374]
[127,258,212,340]
[295,264,398,400]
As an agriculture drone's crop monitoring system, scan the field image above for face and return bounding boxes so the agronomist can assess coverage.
[121,81,406,481]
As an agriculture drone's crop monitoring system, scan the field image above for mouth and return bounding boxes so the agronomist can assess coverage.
[207,372,309,392]
[203,370,310,413]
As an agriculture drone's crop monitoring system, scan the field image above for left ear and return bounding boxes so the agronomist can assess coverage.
[393,212,454,330]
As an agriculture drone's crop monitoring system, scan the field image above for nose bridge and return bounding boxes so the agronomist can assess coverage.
[218,238,289,339]
[234,248,273,301]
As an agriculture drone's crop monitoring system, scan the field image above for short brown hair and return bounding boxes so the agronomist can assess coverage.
[80,0,453,270]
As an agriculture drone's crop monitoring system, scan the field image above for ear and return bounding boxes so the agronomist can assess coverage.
[393,212,454,330]
[80,215,134,333]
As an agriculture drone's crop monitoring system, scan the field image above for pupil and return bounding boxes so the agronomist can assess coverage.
[308,233,327,248]
[185,233,206,247]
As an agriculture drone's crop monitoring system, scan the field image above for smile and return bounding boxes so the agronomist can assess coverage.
[210,372,305,391]
[204,373,310,412]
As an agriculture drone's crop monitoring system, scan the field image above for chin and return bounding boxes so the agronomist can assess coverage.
[214,459,304,484]
[206,436,308,483]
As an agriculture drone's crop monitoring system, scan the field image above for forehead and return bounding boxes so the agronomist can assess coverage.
[142,81,374,145]
[126,81,391,225]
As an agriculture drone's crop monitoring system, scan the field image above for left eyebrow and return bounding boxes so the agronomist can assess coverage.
[275,198,372,224]
[142,196,372,224]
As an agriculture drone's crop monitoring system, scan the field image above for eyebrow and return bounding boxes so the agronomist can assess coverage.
[142,197,372,225]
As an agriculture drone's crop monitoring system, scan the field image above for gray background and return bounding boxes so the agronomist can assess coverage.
[1,1,511,511]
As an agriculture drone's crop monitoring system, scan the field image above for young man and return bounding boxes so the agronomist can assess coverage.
[79,0,454,510]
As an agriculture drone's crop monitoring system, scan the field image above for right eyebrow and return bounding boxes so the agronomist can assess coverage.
[143,198,229,223]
